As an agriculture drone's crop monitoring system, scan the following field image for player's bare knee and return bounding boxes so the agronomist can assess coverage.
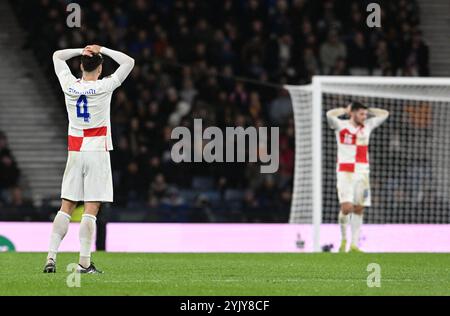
[84,202,101,216]
[60,199,78,215]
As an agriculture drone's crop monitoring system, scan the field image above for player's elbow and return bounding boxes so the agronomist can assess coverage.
[326,110,332,117]
[326,109,336,119]
[122,56,135,71]
[52,50,63,61]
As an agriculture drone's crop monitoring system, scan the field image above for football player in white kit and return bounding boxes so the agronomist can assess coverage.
[43,45,134,273]
[326,102,389,252]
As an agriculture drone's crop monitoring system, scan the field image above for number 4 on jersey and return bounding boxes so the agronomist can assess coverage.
[76,95,90,122]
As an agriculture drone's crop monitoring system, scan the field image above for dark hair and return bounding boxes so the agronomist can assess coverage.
[81,53,103,72]
[350,101,368,112]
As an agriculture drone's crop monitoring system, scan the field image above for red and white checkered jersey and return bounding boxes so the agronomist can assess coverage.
[327,108,389,173]
[57,71,120,151]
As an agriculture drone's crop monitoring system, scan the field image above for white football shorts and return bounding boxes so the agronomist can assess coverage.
[61,151,113,202]
[336,172,371,207]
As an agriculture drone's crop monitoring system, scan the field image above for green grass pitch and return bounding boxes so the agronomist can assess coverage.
[0,252,449,295]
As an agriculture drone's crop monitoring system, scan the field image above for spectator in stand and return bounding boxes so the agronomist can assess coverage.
[320,29,347,75]
[347,32,371,75]
[405,31,429,76]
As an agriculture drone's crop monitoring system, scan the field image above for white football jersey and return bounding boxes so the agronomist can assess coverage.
[57,69,121,151]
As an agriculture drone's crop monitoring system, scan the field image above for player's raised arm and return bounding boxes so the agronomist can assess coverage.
[53,48,84,74]
[326,107,347,130]
[52,48,83,86]
[367,107,389,129]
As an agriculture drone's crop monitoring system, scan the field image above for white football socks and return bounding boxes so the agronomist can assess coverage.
[47,211,71,262]
[79,214,97,268]
[350,213,363,246]
[338,210,349,241]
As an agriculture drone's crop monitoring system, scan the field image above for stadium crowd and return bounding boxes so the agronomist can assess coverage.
[9,0,428,222]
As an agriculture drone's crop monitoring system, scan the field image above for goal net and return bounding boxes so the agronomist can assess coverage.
[286,76,450,251]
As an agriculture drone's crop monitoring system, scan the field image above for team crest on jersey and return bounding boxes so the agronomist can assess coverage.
[344,134,353,144]
[339,129,356,145]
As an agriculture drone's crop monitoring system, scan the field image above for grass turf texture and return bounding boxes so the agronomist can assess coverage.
[0,252,449,295]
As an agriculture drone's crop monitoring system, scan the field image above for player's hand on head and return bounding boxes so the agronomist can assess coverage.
[82,47,93,57]
[85,45,102,54]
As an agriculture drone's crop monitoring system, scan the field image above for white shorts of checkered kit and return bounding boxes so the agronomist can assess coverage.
[61,151,113,202]
[336,171,371,207]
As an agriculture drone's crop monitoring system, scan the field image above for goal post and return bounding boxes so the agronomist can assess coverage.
[286,76,450,252]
